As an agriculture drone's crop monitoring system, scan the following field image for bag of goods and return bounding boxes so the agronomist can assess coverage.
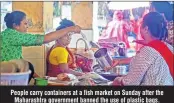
[84,72,109,80]
[75,38,94,72]
[74,78,96,86]
[77,72,110,85]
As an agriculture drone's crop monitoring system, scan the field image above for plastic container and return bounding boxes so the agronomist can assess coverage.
[0,70,31,85]
[112,65,129,76]
[94,48,113,69]
[34,78,48,86]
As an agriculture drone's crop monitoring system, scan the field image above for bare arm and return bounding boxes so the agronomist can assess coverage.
[105,57,132,71]
[116,57,132,65]
[59,63,84,76]
[43,25,81,43]
[133,40,147,45]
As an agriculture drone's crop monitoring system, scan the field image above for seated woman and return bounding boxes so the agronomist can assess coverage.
[47,19,84,77]
[106,12,173,86]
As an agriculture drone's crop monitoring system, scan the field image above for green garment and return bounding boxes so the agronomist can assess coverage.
[0,28,44,61]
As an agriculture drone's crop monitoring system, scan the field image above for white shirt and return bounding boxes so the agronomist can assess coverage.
[114,42,174,86]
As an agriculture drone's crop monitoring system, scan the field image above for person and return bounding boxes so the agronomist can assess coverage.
[136,1,173,47]
[106,12,174,85]
[99,10,131,48]
[47,19,84,77]
[1,11,81,82]
[150,1,174,47]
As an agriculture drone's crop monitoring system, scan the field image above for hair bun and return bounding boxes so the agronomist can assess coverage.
[159,22,168,40]
[56,18,75,30]
[4,13,11,22]
[60,18,75,26]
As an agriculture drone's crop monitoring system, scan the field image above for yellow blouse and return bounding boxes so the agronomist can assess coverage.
[49,47,68,65]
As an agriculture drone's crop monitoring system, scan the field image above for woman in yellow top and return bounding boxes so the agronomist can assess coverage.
[47,19,84,77]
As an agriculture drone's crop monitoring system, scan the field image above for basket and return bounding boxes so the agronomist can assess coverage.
[0,70,31,85]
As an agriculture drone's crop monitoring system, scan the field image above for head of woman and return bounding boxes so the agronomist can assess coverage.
[140,12,168,42]
[150,1,173,22]
[56,19,75,46]
[4,11,28,33]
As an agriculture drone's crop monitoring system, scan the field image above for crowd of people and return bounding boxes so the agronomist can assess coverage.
[99,1,173,51]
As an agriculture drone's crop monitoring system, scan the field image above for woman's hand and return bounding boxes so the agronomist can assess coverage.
[33,73,40,78]
[112,79,122,86]
[104,60,120,71]
[71,25,81,33]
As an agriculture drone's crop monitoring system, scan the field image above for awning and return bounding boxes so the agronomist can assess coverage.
[108,2,150,10]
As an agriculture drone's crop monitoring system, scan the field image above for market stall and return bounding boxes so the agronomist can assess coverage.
[98,2,150,53]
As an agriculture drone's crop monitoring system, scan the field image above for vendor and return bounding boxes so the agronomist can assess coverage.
[1,11,81,82]
[99,10,131,48]
[46,19,84,77]
[106,12,173,85]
